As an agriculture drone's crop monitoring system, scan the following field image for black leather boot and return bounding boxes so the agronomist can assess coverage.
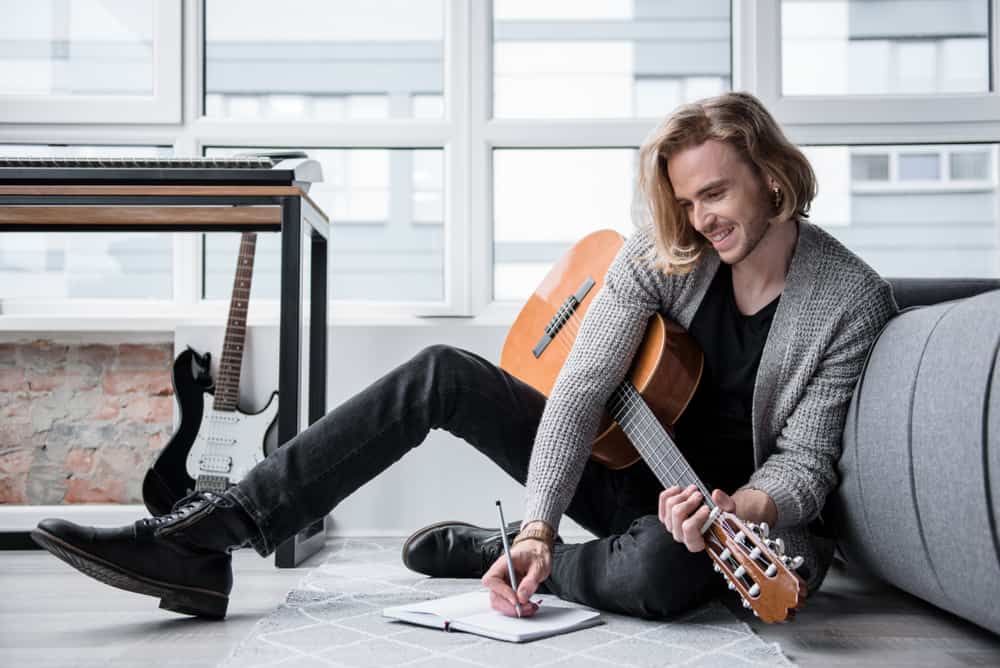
[401,520,563,578]
[31,490,258,619]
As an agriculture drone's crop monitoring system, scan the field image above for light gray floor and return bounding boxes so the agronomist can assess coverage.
[1,541,999,668]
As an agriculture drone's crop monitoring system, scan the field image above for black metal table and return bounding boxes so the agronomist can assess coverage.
[0,184,330,567]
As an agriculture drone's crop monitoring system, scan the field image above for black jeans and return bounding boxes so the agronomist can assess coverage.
[228,345,723,619]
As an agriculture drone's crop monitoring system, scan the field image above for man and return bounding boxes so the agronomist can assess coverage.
[32,92,897,621]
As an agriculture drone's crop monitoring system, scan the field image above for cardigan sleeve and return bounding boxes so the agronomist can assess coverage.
[521,229,665,532]
[740,281,897,530]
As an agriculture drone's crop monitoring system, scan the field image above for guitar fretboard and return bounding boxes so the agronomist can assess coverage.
[607,381,716,509]
[212,233,256,412]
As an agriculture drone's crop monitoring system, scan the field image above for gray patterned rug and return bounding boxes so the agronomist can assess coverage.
[218,538,792,667]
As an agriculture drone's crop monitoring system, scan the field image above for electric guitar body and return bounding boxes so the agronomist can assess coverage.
[142,232,276,516]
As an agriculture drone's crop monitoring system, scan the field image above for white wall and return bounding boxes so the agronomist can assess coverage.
[175,322,593,539]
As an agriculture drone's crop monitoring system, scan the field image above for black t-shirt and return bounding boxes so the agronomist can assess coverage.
[670,262,779,494]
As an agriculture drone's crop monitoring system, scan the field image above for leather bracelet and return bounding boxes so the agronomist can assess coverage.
[512,524,556,549]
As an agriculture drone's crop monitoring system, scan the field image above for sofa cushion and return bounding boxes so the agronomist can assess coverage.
[831,287,1000,634]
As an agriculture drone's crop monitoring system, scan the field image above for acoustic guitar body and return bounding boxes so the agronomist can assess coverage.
[500,229,703,470]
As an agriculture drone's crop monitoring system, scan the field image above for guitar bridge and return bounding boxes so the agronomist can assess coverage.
[532,277,596,358]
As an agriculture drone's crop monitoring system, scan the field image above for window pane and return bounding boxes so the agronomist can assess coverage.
[802,144,997,277]
[493,149,636,300]
[782,0,989,95]
[0,144,173,300]
[204,0,444,121]
[0,0,155,96]
[203,147,444,302]
[851,154,889,181]
[899,153,940,180]
[950,151,990,180]
[493,1,731,119]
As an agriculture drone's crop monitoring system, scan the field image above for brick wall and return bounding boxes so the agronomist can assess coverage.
[0,340,174,504]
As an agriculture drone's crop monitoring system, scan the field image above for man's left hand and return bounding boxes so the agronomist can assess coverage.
[658,485,736,552]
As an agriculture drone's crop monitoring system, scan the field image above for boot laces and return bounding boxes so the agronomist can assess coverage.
[138,490,234,530]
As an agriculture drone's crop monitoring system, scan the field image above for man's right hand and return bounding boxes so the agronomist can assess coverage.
[481,538,551,617]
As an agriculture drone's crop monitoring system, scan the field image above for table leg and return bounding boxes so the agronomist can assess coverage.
[274,196,327,568]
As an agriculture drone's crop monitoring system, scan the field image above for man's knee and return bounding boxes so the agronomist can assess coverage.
[623,515,716,618]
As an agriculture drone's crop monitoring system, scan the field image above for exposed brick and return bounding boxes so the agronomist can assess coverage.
[0,448,34,475]
[96,446,143,475]
[147,396,174,423]
[20,341,69,368]
[0,421,34,449]
[148,431,167,453]
[64,448,95,476]
[0,368,26,392]
[92,396,121,421]
[64,477,125,504]
[2,400,29,419]
[117,344,172,369]
[25,367,97,393]
[0,476,28,504]
[71,344,115,371]
[103,370,173,396]
[0,343,16,366]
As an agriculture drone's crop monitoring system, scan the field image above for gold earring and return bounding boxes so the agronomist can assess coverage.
[772,187,782,210]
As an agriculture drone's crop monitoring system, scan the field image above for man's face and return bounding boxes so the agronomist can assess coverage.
[667,139,773,266]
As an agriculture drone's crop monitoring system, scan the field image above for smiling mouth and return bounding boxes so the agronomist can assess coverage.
[708,227,733,243]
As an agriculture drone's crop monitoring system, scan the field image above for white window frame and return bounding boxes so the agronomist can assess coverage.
[0,0,182,124]
[0,0,998,329]
[746,0,1000,145]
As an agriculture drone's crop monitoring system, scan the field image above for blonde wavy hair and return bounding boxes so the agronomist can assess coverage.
[636,91,817,275]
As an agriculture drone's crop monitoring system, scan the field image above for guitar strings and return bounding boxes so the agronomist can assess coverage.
[545,308,744,543]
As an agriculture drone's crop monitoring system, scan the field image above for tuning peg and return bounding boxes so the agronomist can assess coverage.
[749,547,761,560]
[727,581,735,590]
[742,598,751,609]
[735,531,746,543]
[719,548,731,561]
[788,556,804,570]
[765,563,777,577]
[758,522,770,538]
[748,583,760,598]
[753,610,759,617]
[733,565,746,578]
[713,563,721,573]
[774,538,785,554]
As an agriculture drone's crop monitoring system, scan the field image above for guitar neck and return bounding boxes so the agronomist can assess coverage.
[606,381,716,509]
[212,232,257,412]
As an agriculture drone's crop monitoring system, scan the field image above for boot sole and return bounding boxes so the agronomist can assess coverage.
[30,527,229,619]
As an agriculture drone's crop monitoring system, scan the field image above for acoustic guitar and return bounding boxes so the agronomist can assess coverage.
[142,232,278,516]
[499,229,806,623]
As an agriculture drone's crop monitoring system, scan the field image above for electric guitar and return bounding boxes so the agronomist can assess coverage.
[499,229,807,623]
[142,232,278,516]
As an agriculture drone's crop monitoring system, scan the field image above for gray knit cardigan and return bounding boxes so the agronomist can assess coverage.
[522,220,899,591]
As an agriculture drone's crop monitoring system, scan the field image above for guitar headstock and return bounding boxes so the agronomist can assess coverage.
[704,513,807,623]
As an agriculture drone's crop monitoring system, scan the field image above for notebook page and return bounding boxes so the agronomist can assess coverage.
[383,590,488,620]
[455,601,601,641]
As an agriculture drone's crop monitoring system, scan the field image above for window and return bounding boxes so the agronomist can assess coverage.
[492,0,731,118]
[0,144,174,300]
[493,149,637,300]
[204,0,445,121]
[899,153,941,181]
[851,154,890,181]
[781,0,990,96]
[804,144,998,277]
[1,1,998,319]
[0,0,180,122]
[203,147,445,302]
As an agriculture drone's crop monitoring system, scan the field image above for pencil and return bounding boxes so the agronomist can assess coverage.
[495,500,523,618]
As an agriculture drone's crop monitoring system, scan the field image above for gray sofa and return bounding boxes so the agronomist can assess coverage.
[830,277,1000,635]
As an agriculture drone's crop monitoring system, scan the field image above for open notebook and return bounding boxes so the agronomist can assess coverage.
[382,590,603,643]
